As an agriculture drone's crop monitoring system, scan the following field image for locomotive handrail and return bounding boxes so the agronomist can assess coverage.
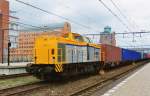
[58,48,63,64]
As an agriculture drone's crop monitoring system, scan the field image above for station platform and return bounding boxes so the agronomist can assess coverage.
[0,62,31,75]
[0,62,30,67]
[102,62,150,96]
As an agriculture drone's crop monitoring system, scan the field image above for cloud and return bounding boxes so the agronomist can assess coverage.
[9,0,150,48]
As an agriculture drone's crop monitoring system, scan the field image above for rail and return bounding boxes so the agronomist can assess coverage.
[70,60,149,96]
[0,73,30,80]
[0,81,47,96]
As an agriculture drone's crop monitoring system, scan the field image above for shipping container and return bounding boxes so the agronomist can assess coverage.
[121,49,141,61]
[100,44,121,63]
[141,52,147,59]
[146,53,150,59]
[141,52,145,59]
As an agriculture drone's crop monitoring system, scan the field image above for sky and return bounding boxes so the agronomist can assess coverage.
[8,0,150,48]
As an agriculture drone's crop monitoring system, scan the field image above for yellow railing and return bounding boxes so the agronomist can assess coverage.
[55,48,63,72]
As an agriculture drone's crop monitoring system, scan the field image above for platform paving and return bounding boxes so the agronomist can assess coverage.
[0,62,31,75]
[102,62,150,96]
[0,62,31,67]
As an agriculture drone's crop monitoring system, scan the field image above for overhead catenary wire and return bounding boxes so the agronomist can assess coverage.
[2,1,150,53]
[9,0,150,45]
[121,45,150,48]
[110,0,126,19]
[98,0,131,32]
[56,0,93,33]
[109,0,138,31]
[1,11,55,31]
[84,31,150,36]
[117,39,134,47]
[57,0,91,20]
[14,21,52,31]
[99,0,144,46]
[15,0,95,30]
[1,17,55,32]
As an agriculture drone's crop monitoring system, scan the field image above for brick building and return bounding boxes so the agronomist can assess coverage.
[0,0,9,63]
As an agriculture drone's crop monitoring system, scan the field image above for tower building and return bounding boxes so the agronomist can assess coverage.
[100,26,116,46]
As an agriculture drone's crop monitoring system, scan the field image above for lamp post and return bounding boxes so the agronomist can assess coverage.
[8,40,11,66]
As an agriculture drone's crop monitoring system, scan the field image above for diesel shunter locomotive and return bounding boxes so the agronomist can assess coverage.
[26,32,102,80]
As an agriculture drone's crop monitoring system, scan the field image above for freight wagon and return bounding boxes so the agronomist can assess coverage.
[121,49,141,62]
[141,52,146,59]
[100,44,121,67]
[146,53,150,59]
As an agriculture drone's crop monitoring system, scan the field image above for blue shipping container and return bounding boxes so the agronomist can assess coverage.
[121,49,141,61]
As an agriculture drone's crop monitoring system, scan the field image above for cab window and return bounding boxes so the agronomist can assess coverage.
[74,36,84,42]
[63,34,69,38]
[83,37,92,43]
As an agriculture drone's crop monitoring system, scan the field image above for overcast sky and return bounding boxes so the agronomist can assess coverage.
[8,0,150,48]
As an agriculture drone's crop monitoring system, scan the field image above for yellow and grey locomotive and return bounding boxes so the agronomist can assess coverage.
[26,32,102,80]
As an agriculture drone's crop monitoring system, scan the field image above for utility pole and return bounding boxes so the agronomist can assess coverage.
[8,40,11,66]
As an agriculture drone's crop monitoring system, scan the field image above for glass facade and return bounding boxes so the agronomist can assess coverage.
[9,18,19,48]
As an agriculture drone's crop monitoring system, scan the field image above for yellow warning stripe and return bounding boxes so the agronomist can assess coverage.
[55,64,63,72]
[55,65,60,72]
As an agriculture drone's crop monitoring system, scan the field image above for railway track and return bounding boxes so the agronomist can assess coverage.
[0,73,30,80]
[70,61,149,96]
[0,61,148,96]
[0,81,47,96]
